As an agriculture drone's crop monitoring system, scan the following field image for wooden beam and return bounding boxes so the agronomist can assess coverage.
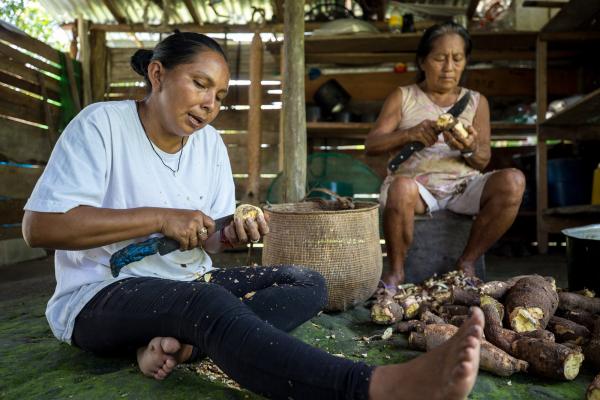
[90,29,108,103]
[0,41,61,76]
[466,0,480,20]
[63,52,81,113]
[0,20,60,64]
[61,21,391,34]
[101,0,127,23]
[536,37,548,254]
[183,0,202,25]
[77,18,92,107]
[0,117,51,164]
[282,0,306,202]
[278,41,285,175]
[0,199,27,225]
[523,1,568,8]
[0,165,43,199]
[37,72,56,148]
[245,32,263,203]
[542,87,600,126]
[0,56,60,93]
[0,70,60,102]
[0,226,23,241]
[541,0,600,32]
[0,85,60,126]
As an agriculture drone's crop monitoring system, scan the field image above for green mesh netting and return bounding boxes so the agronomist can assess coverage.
[266,152,382,203]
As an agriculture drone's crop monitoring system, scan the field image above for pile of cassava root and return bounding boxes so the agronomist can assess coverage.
[370,271,600,397]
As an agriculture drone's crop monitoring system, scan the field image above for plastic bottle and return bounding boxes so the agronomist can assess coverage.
[592,163,600,205]
[388,5,403,33]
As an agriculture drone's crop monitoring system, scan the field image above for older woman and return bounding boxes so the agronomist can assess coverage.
[366,22,525,291]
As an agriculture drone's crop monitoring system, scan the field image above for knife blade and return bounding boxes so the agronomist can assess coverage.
[388,90,472,172]
[109,213,234,277]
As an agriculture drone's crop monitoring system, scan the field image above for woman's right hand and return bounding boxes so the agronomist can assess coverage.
[159,209,215,251]
[408,120,439,147]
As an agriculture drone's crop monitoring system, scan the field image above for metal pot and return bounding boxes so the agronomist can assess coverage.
[562,224,600,292]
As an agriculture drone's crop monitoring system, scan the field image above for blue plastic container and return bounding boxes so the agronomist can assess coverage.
[547,158,592,207]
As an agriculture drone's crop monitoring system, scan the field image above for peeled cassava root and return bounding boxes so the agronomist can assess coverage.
[436,113,469,139]
[511,338,584,380]
[588,373,600,400]
[504,275,559,332]
[371,292,404,325]
[234,204,263,223]
[409,323,528,377]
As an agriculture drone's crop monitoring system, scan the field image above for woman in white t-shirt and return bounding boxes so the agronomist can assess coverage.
[22,31,484,400]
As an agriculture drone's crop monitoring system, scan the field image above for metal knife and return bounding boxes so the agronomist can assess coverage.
[388,91,471,172]
[109,213,234,277]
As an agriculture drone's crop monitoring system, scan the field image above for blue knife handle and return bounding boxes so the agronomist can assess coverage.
[110,237,165,277]
[109,214,234,277]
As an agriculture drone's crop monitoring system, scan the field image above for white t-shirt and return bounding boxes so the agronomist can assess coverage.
[24,100,236,343]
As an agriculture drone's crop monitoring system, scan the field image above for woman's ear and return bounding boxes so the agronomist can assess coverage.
[146,60,164,93]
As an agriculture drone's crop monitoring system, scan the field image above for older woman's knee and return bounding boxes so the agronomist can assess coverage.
[490,168,526,204]
[501,168,526,197]
[386,176,420,207]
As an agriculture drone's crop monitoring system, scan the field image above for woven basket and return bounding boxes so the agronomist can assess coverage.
[262,195,382,311]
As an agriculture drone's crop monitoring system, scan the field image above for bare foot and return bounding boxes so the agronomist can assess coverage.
[380,271,405,295]
[456,259,476,278]
[369,307,484,400]
[137,337,193,380]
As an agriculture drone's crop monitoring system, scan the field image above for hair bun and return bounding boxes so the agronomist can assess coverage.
[130,49,153,77]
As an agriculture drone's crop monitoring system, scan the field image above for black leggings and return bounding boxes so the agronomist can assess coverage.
[72,265,373,399]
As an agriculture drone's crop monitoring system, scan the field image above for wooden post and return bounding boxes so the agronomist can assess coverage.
[77,17,92,107]
[64,52,82,113]
[37,72,56,148]
[90,29,107,103]
[278,41,285,172]
[536,37,548,254]
[246,31,263,203]
[282,0,306,202]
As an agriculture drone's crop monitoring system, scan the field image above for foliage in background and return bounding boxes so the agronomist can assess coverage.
[0,0,68,51]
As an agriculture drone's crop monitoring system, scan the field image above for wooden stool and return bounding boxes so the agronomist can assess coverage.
[404,210,486,283]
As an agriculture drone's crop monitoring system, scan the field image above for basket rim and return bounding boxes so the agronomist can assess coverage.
[263,201,380,215]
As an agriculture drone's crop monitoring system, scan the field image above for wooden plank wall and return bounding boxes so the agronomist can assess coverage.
[0,23,71,242]
[106,40,282,201]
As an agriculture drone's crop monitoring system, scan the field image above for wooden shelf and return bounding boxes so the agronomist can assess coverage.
[268,32,538,56]
[544,205,600,215]
[535,0,600,252]
[306,121,535,140]
[539,87,600,140]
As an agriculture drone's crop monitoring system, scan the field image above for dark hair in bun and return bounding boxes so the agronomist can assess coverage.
[130,31,228,91]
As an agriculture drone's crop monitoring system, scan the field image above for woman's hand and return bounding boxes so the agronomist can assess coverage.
[443,125,479,154]
[223,212,269,246]
[159,209,216,251]
[409,120,439,147]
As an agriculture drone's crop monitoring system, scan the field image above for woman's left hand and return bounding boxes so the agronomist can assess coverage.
[223,212,270,246]
[443,125,479,154]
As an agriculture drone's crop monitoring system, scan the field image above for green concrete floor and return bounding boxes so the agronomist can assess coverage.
[0,248,593,399]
